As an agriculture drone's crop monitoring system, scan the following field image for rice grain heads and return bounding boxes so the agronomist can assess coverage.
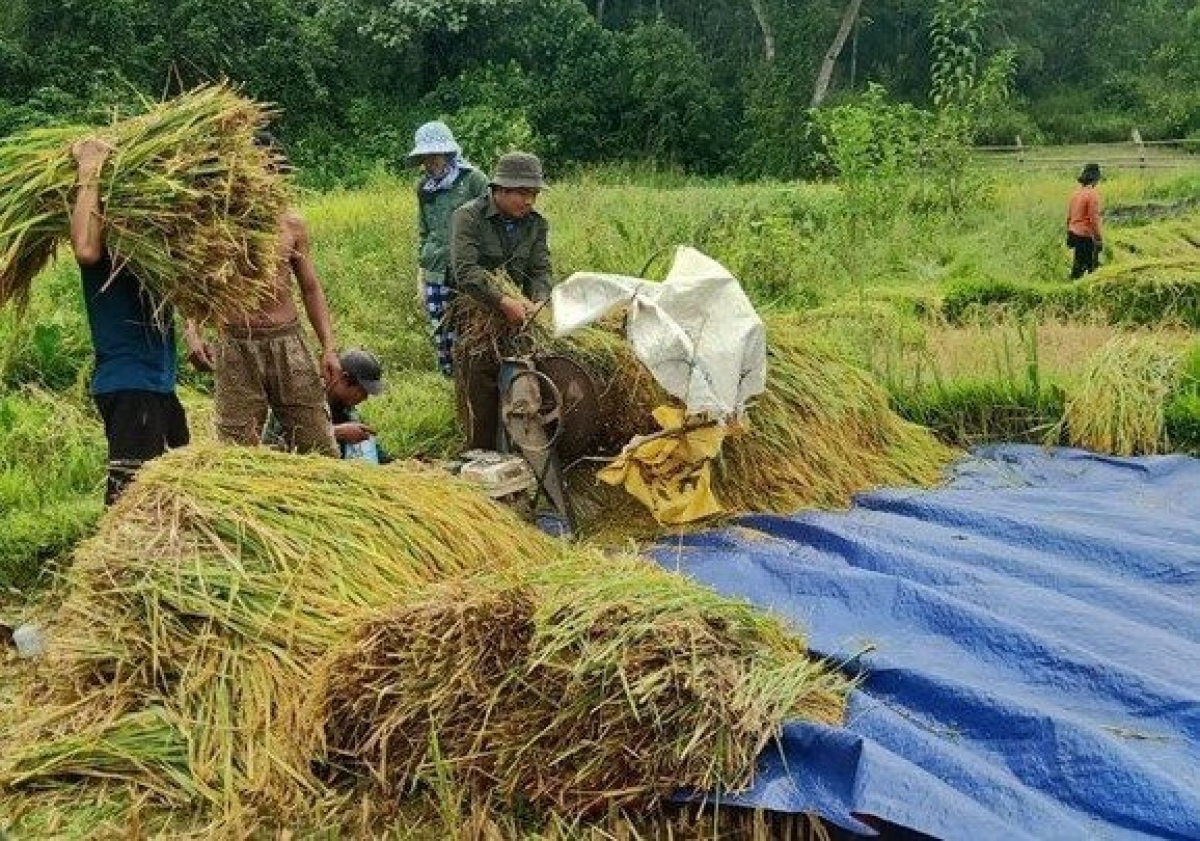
[1,444,561,826]
[312,556,850,817]
[0,84,287,323]
[715,322,956,513]
[1062,334,1183,455]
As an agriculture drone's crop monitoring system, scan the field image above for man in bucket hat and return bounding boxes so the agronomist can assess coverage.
[408,121,488,376]
[449,151,552,450]
[1066,162,1104,279]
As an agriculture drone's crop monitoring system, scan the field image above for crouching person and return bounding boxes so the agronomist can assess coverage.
[263,349,389,462]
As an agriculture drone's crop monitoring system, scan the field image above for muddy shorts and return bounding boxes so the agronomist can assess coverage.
[214,321,337,457]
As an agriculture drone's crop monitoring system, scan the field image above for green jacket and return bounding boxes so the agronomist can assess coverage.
[416,167,489,282]
[449,194,553,307]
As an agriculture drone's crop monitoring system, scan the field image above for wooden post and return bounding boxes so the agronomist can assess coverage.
[1016,135,1025,168]
[1132,128,1146,170]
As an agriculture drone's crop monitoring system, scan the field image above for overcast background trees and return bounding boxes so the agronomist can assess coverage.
[2,0,1196,185]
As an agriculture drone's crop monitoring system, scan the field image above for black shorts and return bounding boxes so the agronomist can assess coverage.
[93,390,189,504]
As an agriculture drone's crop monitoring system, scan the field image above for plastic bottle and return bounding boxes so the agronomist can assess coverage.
[344,435,380,464]
[12,623,46,658]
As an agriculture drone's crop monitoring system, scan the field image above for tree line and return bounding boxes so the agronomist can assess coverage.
[1,0,1197,185]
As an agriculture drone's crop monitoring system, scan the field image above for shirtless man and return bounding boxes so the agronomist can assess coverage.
[184,133,340,456]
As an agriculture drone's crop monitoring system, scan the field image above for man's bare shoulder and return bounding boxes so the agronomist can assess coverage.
[282,210,308,233]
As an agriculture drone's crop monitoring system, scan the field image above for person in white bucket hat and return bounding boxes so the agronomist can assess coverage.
[407,121,489,376]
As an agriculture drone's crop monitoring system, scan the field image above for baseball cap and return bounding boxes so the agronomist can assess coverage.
[339,349,385,395]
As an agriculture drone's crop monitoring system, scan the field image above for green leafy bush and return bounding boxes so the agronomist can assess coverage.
[614,22,729,172]
[740,68,828,181]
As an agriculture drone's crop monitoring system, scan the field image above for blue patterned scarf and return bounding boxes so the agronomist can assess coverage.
[421,155,474,193]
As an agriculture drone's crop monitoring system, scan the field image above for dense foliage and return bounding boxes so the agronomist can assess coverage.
[1,0,1197,185]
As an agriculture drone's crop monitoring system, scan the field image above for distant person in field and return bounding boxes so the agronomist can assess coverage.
[449,151,552,451]
[69,137,189,505]
[408,121,489,376]
[184,131,340,456]
[1067,162,1104,279]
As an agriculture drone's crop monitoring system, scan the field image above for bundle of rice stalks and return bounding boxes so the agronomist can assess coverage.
[1,707,195,802]
[313,555,849,817]
[1081,260,1200,328]
[450,278,663,456]
[1105,217,1200,262]
[714,323,956,512]
[1060,334,1182,455]
[0,444,562,825]
[562,324,952,521]
[0,83,286,323]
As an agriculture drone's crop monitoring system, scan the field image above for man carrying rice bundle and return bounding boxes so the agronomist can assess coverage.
[69,138,189,504]
[449,151,553,450]
[185,132,341,457]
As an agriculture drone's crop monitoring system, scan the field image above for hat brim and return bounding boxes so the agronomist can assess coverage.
[490,176,547,190]
[358,377,385,396]
[407,145,460,165]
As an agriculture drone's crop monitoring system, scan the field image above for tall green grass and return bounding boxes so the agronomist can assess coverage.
[360,371,461,460]
[0,260,91,392]
[0,387,104,591]
[302,166,1200,381]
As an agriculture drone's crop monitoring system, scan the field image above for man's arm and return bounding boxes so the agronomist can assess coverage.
[416,182,431,244]
[450,207,534,325]
[288,214,341,384]
[527,217,553,303]
[183,319,216,371]
[333,420,373,444]
[69,139,111,267]
[416,183,430,300]
[1091,193,1103,243]
[449,204,502,308]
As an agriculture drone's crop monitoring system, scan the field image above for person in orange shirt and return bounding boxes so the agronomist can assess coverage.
[1066,163,1103,279]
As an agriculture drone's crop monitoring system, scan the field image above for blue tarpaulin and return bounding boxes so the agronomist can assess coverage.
[652,445,1200,840]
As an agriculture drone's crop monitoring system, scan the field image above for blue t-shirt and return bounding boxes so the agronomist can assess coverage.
[80,254,177,395]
